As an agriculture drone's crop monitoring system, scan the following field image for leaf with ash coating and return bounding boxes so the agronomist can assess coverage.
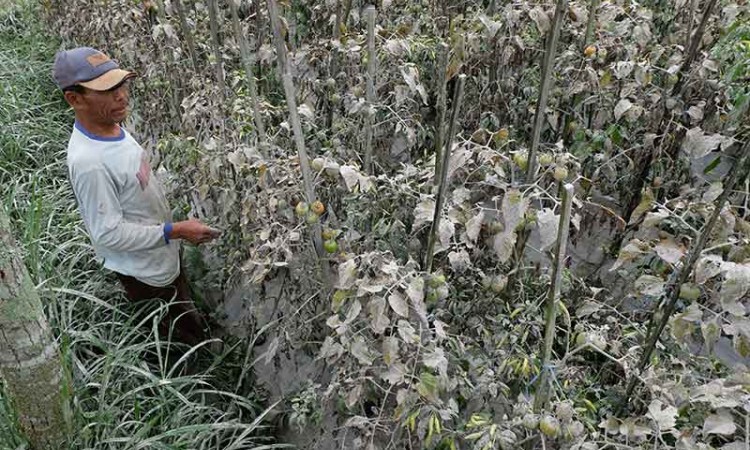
[695,255,724,284]
[397,319,419,343]
[653,238,685,265]
[413,197,436,229]
[646,400,678,430]
[423,347,448,377]
[536,208,559,251]
[610,239,649,271]
[703,409,736,436]
[336,259,357,289]
[465,210,484,243]
[720,262,750,315]
[438,220,455,249]
[682,127,734,159]
[388,291,409,318]
[448,249,471,272]
[382,336,399,365]
[400,65,428,105]
[407,277,428,326]
[614,99,633,120]
[494,189,528,263]
[528,7,550,34]
[350,336,378,366]
[369,296,390,334]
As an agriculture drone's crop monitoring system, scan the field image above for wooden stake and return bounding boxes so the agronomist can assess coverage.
[582,0,599,49]
[363,5,377,174]
[229,0,268,155]
[424,75,466,273]
[526,0,568,181]
[432,42,449,187]
[534,183,575,412]
[267,0,329,268]
[207,0,225,100]
[173,0,199,71]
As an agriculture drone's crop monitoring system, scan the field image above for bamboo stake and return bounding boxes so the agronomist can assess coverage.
[424,75,467,273]
[325,2,343,129]
[619,144,750,413]
[229,0,268,155]
[533,183,575,412]
[525,0,568,181]
[582,0,599,49]
[267,0,328,265]
[152,0,182,130]
[432,42,449,187]
[173,0,199,71]
[363,5,377,174]
[207,0,225,100]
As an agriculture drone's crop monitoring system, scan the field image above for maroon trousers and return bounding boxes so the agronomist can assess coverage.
[116,269,209,346]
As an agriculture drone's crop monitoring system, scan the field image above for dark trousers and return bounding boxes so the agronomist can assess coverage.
[116,269,209,346]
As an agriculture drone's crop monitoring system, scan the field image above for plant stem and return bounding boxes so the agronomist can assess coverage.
[534,183,575,412]
[229,0,268,155]
[526,0,568,181]
[433,42,449,187]
[424,75,466,273]
[619,143,750,413]
[363,5,377,174]
[267,0,329,271]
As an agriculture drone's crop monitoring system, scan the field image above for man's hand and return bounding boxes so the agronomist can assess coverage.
[170,219,221,245]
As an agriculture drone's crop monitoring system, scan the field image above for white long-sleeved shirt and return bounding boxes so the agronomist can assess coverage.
[66,121,180,287]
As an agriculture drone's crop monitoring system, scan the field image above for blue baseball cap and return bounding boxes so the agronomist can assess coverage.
[53,47,135,91]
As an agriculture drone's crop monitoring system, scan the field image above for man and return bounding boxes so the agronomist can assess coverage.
[53,47,219,346]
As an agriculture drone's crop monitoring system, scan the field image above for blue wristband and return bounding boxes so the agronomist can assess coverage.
[163,222,173,244]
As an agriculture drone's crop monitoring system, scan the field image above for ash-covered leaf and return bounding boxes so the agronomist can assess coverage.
[350,336,378,365]
[413,197,436,229]
[448,249,471,272]
[654,238,685,265]
[682,127,734,159]
[646,400,678,430]
[703,409,736,436]
[614,99,633,120]
[536,208,559,251]
[337,259,357,289]
[369,297,390,334]
[388,291,409,318]
[423,347,448,377]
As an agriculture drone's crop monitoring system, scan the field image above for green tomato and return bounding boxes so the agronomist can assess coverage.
[428,274,446,288]
[539,416,560,438]
[295,202,309,217]
[324,239,338,253]
[513,152,528,171]
[553,166,569,181]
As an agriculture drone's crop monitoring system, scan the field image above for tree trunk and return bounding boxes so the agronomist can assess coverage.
[0,210,67,449]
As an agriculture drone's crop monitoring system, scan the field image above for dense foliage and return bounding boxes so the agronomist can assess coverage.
[9,0,750,448]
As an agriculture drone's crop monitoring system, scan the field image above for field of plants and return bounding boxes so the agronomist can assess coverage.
[1,0,749,448]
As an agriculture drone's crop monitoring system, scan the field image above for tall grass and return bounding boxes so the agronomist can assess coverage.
[0,3,283,449]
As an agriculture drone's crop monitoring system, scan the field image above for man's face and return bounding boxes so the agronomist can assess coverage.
[64,79,131,124]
